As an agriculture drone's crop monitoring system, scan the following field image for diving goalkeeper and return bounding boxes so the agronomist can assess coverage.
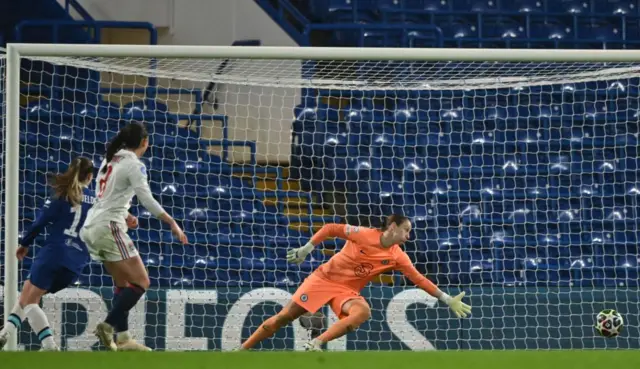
[240,214,472,351]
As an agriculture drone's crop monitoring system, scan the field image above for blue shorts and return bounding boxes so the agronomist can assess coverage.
[28,259,80,294]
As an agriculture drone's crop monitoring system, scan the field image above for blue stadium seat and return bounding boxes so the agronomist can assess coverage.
[594,0,638,15]
[529,18,573,45]
[547,0,590,14]
[481,17,526,39]
[577,18,624,48]
[451,0,499,12]
[422,0,452,11]
[122,99,173,125]
[502,0,545,13]
[74,124,118,155]
[21,98,75,124]
[310,0,352,20]
[469,249,495,284]
[440,21,479,43]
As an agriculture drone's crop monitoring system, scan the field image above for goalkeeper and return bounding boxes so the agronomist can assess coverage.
[240,214,472,351]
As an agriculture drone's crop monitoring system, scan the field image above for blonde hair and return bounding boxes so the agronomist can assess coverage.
[50,157,94,206]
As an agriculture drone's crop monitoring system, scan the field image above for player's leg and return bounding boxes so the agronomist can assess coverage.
[100,256,150,351]
[0,262,60,351]
[240,300,308,350]
[241,273,338,350]
[82,222,150,351]
[22,267,80,351]
[305,296,371,351]
[103,262,133,346]
[0,301,25,350]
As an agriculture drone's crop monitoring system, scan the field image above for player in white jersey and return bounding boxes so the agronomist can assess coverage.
[80,122,187,351]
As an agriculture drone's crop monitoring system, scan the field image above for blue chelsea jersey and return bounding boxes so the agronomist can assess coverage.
[20,188,96,273]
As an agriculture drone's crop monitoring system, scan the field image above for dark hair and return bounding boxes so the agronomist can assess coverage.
[102,122,149,173]
[381,214,409,231]
[50,157,94,206]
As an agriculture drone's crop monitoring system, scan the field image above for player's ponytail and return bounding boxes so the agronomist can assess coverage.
[102,122,149,173]
[103,132,126,172]
[380,214,409,231]
[50,157,94,206]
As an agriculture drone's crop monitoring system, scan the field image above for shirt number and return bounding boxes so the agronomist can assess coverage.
[63,206,83,238]
[98,164,114,198]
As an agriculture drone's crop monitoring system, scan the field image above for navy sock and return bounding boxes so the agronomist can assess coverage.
[111,287,130,333]
[105,283,145,329]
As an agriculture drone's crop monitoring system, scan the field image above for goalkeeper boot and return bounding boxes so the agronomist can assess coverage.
[94,322,117,351]
[116,338,152,352]
[303,339,323,352]
[0,333,7,351]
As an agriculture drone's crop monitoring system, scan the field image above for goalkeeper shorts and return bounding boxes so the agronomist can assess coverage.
[292,273,366,319]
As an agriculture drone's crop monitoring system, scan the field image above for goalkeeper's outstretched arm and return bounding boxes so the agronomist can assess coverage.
[396,252,472,318]
[287,223,370,263]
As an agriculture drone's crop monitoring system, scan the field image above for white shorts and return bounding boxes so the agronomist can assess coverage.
[80,221,138,262]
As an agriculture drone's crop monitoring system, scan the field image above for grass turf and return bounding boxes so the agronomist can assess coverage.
[2,351,640,369]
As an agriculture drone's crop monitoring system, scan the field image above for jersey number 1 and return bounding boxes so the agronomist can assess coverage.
[98,164,113,198]
[64,206,83,238]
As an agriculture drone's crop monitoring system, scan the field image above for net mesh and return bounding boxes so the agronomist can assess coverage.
[25,55,640,89]
[7,53,640,350]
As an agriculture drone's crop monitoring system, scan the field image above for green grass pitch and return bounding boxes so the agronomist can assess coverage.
[2,351,640,369]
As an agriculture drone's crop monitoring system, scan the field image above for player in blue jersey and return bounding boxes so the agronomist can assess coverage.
[0,157,95,351]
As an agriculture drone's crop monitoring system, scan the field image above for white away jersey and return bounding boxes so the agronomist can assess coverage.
[83,149,164,227]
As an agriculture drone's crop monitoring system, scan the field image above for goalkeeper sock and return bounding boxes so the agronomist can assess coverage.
[105,283,145,329]
[1,303,25,338]
[24,304,56,350]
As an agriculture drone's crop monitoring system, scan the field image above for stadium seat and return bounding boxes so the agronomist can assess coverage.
[547,0,590,14]
[502,0,545,13]
[422,0,452,11]
[450,0,499,12]
[21,98,76,124]
[594,0,638,15]
[122,99,173,125]
[469,249,495,284]
[577,18,624,47]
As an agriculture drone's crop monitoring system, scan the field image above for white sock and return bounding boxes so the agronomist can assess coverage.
[1,303,25,338]
[116,331,131,343]
[23,304,56,350]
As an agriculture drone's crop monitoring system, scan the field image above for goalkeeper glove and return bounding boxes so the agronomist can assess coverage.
[286,242,315,265]
[439,291,472,318]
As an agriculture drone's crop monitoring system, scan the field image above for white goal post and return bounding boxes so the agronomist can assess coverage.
[4,43,640,351]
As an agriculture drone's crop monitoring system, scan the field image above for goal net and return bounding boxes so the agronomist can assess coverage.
[3,45,640,351]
